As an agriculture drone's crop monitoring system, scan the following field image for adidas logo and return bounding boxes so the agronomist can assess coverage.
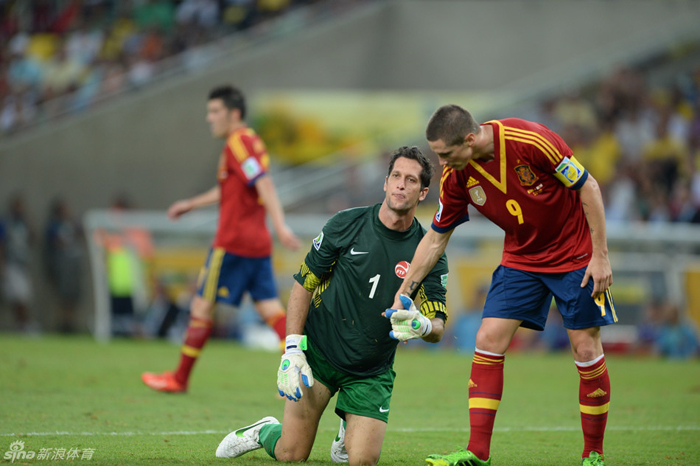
[468,379,477,388]
[587,388,607,398]
[466,177,479,188]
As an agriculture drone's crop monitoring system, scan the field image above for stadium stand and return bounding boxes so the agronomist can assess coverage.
[0,0,357,137]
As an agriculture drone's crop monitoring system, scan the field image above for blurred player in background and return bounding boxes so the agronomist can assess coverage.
[394,105,616,466]
[142,84,300,393]
[0,194,37,333]
[216,146,448,465]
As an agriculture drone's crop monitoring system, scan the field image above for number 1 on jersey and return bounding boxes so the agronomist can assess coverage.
[369,274,380,299]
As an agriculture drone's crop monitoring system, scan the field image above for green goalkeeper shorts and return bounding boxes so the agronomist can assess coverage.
[306,338,395,423]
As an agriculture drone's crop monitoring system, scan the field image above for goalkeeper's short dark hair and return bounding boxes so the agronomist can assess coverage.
[209,85,246,119]
[387,146,434,189]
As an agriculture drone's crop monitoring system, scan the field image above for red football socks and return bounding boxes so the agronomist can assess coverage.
[576,355,610,458]
[173,317,214,385]
[467,349,505,461]
[265,311,287,342]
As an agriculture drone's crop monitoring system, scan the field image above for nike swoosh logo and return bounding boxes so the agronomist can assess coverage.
[379,407,389,413]
[236,420,268,437]
[350,248,369,255]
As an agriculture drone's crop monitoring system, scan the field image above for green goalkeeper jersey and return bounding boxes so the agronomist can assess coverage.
[294,204,449,377]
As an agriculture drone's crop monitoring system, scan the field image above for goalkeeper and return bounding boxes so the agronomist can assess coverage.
[216,146,448,465]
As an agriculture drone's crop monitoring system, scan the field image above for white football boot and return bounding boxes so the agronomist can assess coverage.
[330,418,348,463]
[216,416,279,458]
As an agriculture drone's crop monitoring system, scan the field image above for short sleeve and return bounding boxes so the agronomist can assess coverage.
[432,167,470,233]
[293,214,343,290]
[226,132,269,186]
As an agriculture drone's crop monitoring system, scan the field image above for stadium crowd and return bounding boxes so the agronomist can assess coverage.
[518,64,700,225]
[0,0,335,136]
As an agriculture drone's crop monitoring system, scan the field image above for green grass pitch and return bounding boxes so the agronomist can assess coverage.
[1,335,698,465]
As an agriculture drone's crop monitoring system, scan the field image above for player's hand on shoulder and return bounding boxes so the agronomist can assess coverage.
[385,295,432,341]
[277,334,314,401]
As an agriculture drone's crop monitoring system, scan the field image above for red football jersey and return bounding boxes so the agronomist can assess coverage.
[433,118,592,272]
[213,127,272,258]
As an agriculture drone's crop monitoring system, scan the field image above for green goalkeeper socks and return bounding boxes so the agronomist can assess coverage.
[259,423,282,459]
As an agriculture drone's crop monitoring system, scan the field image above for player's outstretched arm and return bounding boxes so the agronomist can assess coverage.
[393,228,453,308]
[255,176,300,251]
[167,186,221,220]
[277,282,314,401]
[577,175,612,298]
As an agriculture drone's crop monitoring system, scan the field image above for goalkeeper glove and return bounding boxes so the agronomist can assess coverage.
[385,295,433,341]
[277,334,314,401]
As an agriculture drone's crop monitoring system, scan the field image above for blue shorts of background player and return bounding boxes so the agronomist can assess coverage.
[196,247,278,306]
[483,265,618,330]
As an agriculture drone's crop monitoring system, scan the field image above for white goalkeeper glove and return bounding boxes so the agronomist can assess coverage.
[385,295,433,341]
[277,334,314,401]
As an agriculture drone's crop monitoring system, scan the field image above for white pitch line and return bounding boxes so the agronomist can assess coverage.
[1,426,698,437]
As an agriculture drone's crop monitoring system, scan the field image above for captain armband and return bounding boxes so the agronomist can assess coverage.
[553,156,587,189]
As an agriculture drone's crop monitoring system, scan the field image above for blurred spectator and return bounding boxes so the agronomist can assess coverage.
[1,90,38,134]
[134,0,175,33]
[641,112,689,200]
[7,50,44,91]
[94,194,155,337]
[637,298,668,353]
[553,91,598,132]
[42,46,86,100]
[669,179,699,223]
[0,194,38,333]
[176,0,220,29]
[605,160,640,222]
[142,280,191,341]
[101,195,137,337]
[572,119,621,197]
[44,198,83,334]
[655,304,700,359]
[614,102,655,166]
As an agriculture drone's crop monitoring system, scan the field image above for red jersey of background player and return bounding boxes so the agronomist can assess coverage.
[214,126,271,258]
[432,118,592,273]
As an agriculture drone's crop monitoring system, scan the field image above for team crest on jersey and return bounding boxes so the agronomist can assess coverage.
[312,231,324,250]
[514,164,539,186]
[469,186,487,206]
[395,261,410,278]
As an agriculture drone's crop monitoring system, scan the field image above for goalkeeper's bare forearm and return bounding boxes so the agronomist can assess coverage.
[285,281,313,336]
[422,317,445,343]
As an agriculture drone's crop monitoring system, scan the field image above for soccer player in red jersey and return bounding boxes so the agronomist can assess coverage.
[395,105,616,466]
[142,85,300,393]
